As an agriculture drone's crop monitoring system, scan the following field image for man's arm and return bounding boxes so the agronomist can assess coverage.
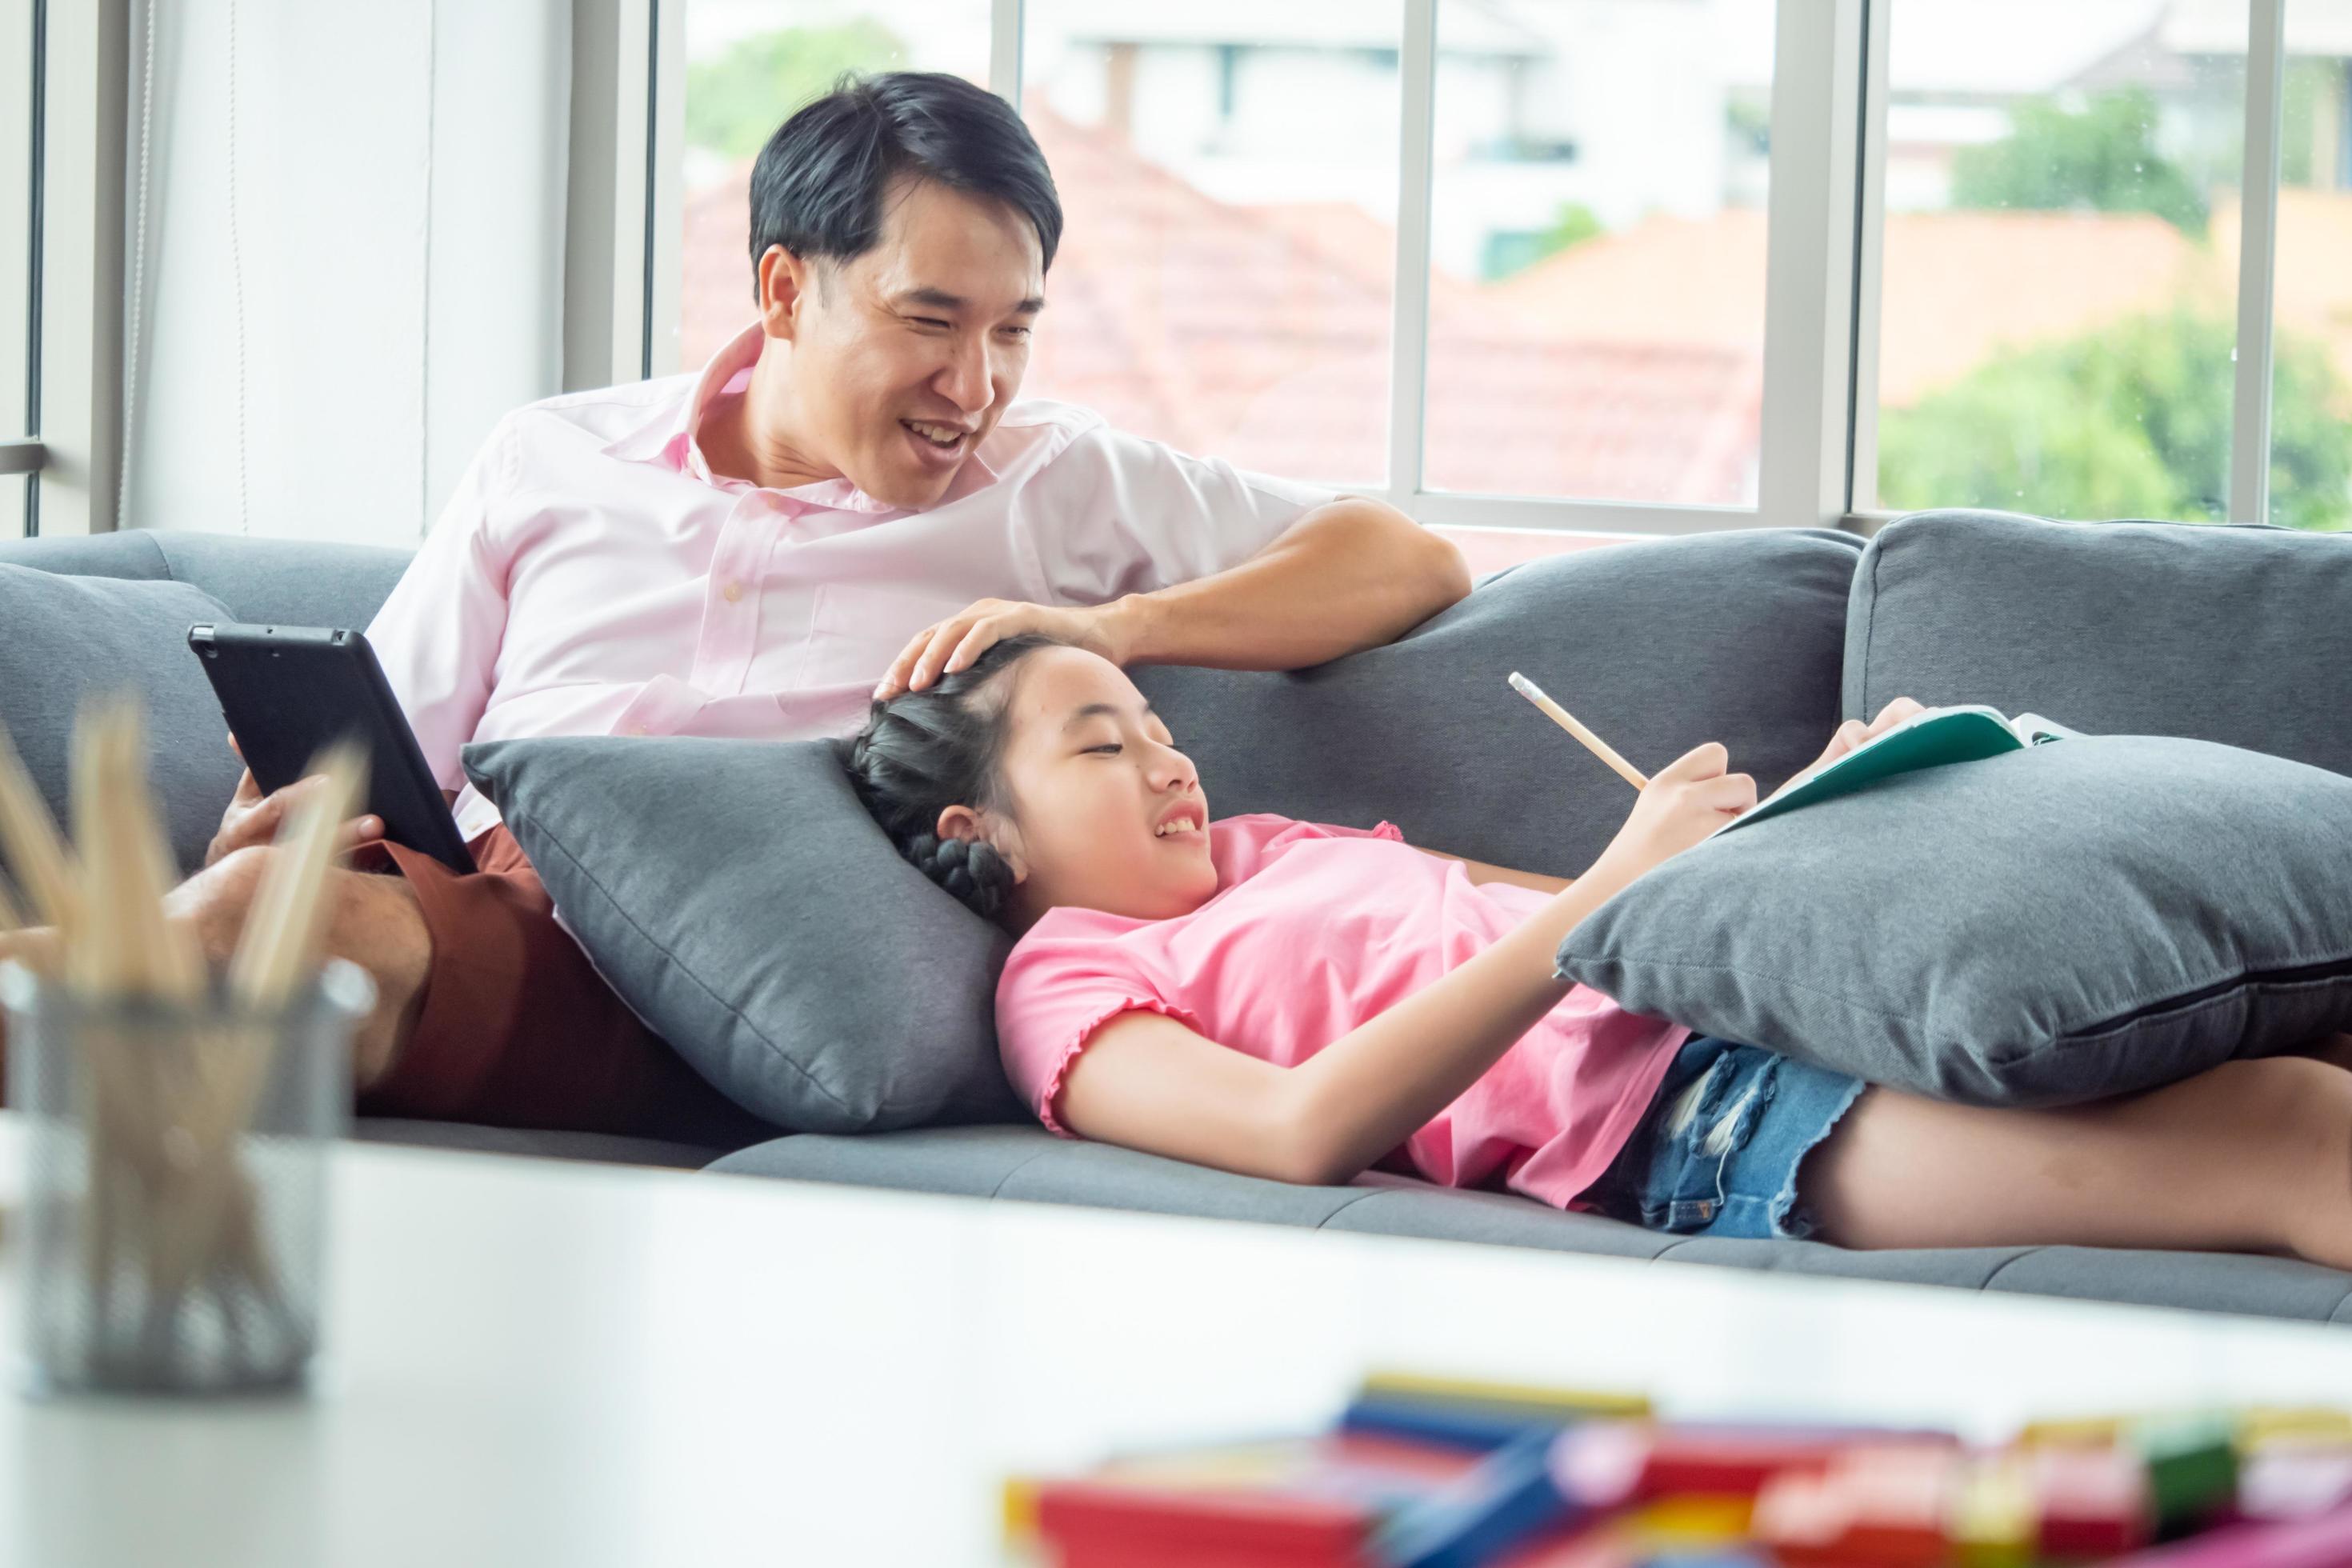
[1098,497,1471,671]
[879,497,1471,697]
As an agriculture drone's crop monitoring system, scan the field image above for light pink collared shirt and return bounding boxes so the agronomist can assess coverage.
[369,323,1337,838]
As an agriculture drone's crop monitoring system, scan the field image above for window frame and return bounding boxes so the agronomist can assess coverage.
[7,0,128,540]
[623,0,2302,542]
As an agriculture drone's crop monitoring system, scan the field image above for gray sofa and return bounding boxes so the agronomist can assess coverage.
[6,514,2350,1326]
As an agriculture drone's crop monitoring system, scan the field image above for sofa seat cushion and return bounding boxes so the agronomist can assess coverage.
[709,1124,2352,1322]
[354,1117,730,1170]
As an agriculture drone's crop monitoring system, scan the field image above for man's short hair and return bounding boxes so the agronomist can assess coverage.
[747,71,1062,294]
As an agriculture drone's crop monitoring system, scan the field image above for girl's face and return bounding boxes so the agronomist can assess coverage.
[937,646,1218,926]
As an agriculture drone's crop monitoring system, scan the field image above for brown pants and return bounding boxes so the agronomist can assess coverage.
[366,828,766,1146]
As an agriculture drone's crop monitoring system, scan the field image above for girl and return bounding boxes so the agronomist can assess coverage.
[845,634,2352,1268]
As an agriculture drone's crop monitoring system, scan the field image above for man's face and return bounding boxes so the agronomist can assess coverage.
[772,174,1046,510]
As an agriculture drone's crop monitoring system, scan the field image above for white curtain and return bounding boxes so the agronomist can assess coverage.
[124,0,571,547]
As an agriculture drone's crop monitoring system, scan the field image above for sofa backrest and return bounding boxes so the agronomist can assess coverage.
[0,533,415,872]
[1134,528,1866,878]
[0,530,412,631]
[1846,510,2352,777]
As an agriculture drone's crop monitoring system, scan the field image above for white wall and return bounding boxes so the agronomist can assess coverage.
[125,0,570,547]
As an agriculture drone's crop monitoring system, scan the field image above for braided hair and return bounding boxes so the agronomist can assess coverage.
[842,634,1065,922]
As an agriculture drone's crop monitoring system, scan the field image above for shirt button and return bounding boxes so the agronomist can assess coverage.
[722,579,743,603]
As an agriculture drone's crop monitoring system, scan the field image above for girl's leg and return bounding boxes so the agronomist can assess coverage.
[2287,1032,2352,1073]
[1800,1057,2352,1269]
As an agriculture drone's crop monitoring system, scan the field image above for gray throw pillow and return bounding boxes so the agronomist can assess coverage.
[0,565,243,874]
[462,735,1026,1134]
[1555,735,2352,1107]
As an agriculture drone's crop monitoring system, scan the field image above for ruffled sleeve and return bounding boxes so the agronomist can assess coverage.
[995,930,1205,1138]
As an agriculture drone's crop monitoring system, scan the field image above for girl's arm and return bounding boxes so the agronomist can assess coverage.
[1056,743,1755,1186]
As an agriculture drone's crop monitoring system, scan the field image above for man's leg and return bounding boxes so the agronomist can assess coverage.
[164,846,430,1090]
[1801,1058,2352,1270]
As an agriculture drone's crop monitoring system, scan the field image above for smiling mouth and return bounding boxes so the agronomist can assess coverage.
[902,418,969,450]
[1153,813,1203,838]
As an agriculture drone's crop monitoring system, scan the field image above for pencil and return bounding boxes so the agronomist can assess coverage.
[1506,672,1650,791]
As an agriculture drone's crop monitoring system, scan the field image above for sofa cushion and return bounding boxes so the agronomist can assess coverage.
[1555,734,2352,1106]
[1846,511,2352,776]
[0,564,244,874]
[710,1123,2352,1322]
[462,735,1029,1135]
[1134,528,1864,879]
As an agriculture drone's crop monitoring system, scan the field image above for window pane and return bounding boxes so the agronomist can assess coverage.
[678,2,992,372]
[2269,0,2352,531]
[1873,1,2247,524]
[1019,0,1402,487]
[1421,0,1774,505]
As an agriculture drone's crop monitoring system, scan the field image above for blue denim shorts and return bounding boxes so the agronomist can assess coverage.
[1582,1035,1867,1242]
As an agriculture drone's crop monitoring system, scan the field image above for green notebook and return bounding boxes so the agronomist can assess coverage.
[1717,705,2080,838]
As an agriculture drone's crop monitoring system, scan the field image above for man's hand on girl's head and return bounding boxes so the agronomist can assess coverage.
[874,598,1130,701]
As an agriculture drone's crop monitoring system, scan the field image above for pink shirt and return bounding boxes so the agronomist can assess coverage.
[995,814,1691,1210]
[368,323,1336,838]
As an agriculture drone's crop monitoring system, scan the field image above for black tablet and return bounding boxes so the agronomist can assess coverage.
[187,622,476,874]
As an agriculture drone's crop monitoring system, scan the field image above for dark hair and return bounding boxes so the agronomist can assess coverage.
[747,71,1062,298]
[842,634,1066,921]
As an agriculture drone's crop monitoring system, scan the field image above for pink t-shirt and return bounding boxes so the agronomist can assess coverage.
[994,814,1691,1210]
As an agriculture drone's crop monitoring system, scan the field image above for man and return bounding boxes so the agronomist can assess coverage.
[177,73,1470,1140]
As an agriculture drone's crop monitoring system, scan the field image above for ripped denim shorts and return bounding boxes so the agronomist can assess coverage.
[1582,1035,1868,1242]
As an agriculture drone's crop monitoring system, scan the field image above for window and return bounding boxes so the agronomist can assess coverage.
[2,0,36,538]
[1866,0,2252,526]
[677,2,993,373]
[2268,0,2352,530]
[650,2,2341,548]
[1422,0,1776,507]
[1015,1,1403,490]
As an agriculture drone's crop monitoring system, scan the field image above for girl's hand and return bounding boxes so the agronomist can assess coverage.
[1799,696,1927,782]
[1590,741,1755,885]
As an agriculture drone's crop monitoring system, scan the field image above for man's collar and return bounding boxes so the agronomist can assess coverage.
[598,321,763,469]
[600,319,1001,512]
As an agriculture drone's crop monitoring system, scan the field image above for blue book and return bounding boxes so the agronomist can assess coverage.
[1717,705,2079,838]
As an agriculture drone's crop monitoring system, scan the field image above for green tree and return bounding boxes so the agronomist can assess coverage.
[1534,201,1604,259]
[1483,202,1604,280]
[1950,88,2209,237]
[1878,310,2352,532]
[684,21,908,159]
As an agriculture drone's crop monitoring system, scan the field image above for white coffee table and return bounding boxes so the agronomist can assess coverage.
[1,1123,2348,1567]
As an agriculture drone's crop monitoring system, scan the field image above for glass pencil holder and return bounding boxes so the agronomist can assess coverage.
[2,958,370,1396]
